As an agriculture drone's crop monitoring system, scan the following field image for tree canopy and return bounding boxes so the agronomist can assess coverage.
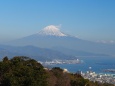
[0,56,47,86]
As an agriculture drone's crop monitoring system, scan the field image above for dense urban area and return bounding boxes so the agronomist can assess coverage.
[81,70,115,85]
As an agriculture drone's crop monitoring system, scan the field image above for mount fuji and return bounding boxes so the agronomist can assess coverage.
[5,25,115,56]
[38,25,67,36]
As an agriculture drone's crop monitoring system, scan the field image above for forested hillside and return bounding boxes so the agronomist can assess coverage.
[0,56,113,86]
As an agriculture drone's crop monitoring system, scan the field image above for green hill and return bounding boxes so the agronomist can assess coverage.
[0,56,113,86]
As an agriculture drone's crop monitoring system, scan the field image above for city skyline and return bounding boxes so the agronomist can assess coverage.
[0,0,115,43]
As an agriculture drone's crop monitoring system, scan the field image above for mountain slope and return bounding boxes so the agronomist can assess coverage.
[5,25,115,56]
[0,45,75,61]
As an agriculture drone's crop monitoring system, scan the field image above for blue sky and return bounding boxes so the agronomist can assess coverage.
[0,0,115,42]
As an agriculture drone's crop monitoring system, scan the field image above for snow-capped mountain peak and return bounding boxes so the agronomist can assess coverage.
[38,25,67,36]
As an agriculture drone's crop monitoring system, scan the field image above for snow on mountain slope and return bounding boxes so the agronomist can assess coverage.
[38,25,67,36]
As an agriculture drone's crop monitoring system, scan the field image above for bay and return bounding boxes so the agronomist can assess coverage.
[45,56,115,74]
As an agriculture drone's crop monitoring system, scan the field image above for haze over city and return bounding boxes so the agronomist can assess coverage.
[0,0,115,43]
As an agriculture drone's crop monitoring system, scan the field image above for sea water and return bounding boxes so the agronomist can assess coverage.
[46,56,115,74]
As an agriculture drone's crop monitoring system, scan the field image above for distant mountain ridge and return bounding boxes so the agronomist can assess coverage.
[0,45,74,61]
[4,25,115,57]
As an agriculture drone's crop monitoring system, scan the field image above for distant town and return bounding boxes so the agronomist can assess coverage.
[81,70,115,85]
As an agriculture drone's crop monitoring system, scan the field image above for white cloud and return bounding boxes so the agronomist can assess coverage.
[96,40,115,44]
